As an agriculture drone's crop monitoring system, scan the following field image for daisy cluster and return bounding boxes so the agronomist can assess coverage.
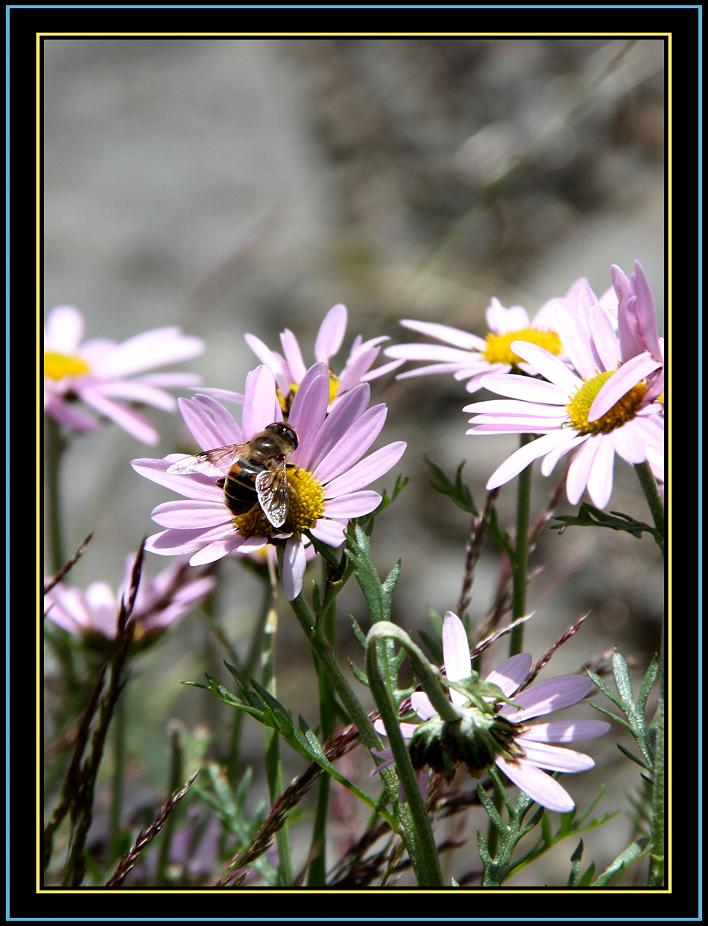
[386,261,664,508]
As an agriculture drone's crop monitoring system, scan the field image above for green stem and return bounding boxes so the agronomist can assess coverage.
[509,436,533,656]
[45,417,67,575]
[108,690,127,862]
[634,461,665,557]
[155,725,183,884]
[366,624,447,886]
[634,461,665,885]
[288,594,427,882]
[262,603,293,885]
[307,571,337,886]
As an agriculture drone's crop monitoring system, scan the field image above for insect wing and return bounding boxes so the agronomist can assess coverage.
[167,443,245,476]
[255,462,290,528]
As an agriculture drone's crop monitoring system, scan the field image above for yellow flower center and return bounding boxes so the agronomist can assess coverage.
[44,351,91,381]
[482,328,562,365]
[232,466,326,538]
[566,370,649,435]
[276,371,341,416]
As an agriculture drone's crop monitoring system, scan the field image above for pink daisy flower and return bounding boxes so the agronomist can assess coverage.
[383,279,617,394]
[375,612,610,813]
[464,281,664,509]
[44,305,204,444]
[197,303,404,412]
[132,363,406,600]
[44,554,216,643]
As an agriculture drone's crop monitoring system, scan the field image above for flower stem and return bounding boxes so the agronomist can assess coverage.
[45,417,67,575]
[262,603,293,886]
[634,461,665,557]
[288,594,438,885]
[307,569,338,886]
[155,724,183,884]
[509,436,533,656]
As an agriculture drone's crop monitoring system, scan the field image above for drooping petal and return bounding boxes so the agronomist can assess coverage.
[502,675,593,723]
[565,436,601,505]
[520,720,612,743]
[93,380,177,411]
[374,719,419,739]
[588,352,661,422]
[44,393,100,432]
[244,333,286,379]
[398,319,485,351]
[314,303,348,362]
[495,757,575,813]
[178,395,243,450]
[587,302,621,371]
[515,740,595,773]
[539,434,587,477]
[189,534,246,566]
[484,653,533,698]
[309,518,347,547]
[78,388,159,444]
[410,691,437,720]
[442,611,471,694]
[359,357,406,381]
[486,431,579,490]
[586,435,615,509]
[322,442,407,497]
[146,525,233,557]
[281,536,307,600]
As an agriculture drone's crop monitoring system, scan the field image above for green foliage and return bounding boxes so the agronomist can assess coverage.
[424,456,477,514]
[550,503,662,544]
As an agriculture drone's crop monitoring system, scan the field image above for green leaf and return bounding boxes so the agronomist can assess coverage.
[567,840,584,886]
[486,506,513,556]
[637,656,660,714]
[345,524,400,623]
[350,616,368,650]
[616,743,651,770]
[476,783,505,832]
[418,628,443,664]
[424,455,476,514]
[578,862,597,886]
[591,838,650,886]
[347,657,369,688]
[549,503,661,542]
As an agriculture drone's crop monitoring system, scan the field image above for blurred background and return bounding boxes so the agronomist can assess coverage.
[44,38,664,886]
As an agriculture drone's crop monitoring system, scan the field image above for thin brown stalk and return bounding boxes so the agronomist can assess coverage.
[43,533,94,598]
[454,489,498,620]
[105,771,199,887]
[525,611,591,687]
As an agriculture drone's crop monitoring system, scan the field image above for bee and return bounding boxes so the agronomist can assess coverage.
[167,422,298,529]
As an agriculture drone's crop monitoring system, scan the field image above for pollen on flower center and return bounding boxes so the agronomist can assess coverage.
[277,370,340,415]
[232,466,325,538]
[566,370,649,434]
[483,328,562,365]
[44,351,91,381]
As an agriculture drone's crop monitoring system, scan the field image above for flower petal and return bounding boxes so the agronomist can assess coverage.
[442,611,471,693]
[241,365,281,438]
[565,436,601,505]
[178,395,243,450]
[94,380,177,411]
[281,537,307,600]
[515,740,595,773]
[410,691,437,720]
[520,720,612,743]
[551,294,598,380]
[288,363,330,466]
[189,534,246,565]
[304,383,371,472]
[588,352,662,422]
[587,303,620,370]
[486,431,579,490]
[509,341,582,393]
[78,388,159,444]
[309,518,347,548]
[495,757,575,812]
[313,404,388,484]
[45,305,85,352]
[323,491,381,518]
[484,653,533,698]
[374,719,419,739]
[131,457,223,502]
[398,319,485,351]
[97,328,204,377]
[314,303,348,362]
[146,524,234,556]
[280,329,307,383]
[151,499,230,529]
[383,343,481,365]
[322,442,407,497]
[586,435,615,509]
[502,675,593,723]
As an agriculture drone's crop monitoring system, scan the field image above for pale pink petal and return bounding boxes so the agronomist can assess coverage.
[442,612,471,691]
[611,420,649,465]
[396,362,476,380]
[520,720,611,743]
[309,519,347,547]
[337,348,381,393]
[151,499,230,529]
[495,757,575,812]
[93,380,177,411]
[281,536,307,600]
[399,319,485,351]
[139,372,203,388]
[45,394,100,432]
[280,329,307,383]
[552,291,598,380]
[146,525,234,556]
[78,388,159,444]
[241,365,281,438]
[463,364,511,391]
[565,437,601,505]
[588,353,661,421]
[244,333,286,379]
[313,404,388,484]
[532,297,565,330]
[374,719,419,739]
[383,343,480,365]
[177,396,242,451]
[189,534,246,566]
[131,458,224,502]
[191,386,244,405]
[486,431,579,490]
[586,436,615,509]
[484,653,533,698]
[45,305,85,352]
[468,423,559,435]
[323,491,381,519]
[315,304,348,362]
[304,383,371,472]
[502,675,593,723]
[486,299,530,333]
[288,364,330,466]
[515,741,595,773]
[97,329,204,377]
[45,584,92,631]
[322,442,407,497]
[540,434,587,476]
[587,303,620,370]
[359,357,406,381]
[464,399,568,417]
[509,341,582,393]
[469,374,568,405]
[410,691,437,720]
[468,414,564,431]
